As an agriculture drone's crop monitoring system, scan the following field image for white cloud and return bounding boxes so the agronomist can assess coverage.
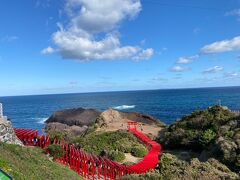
[65,0,141,33]
[43,0,153,61]
[151,77,167,81]
[41,46,55,55]
[132,48,154,61]
[170,66,190,72]
[157,47,167,55]
[200,36,240,54]
[225,9,240,20]
[176,55,199,64]
[224,72,240,79]
[203,66,224,73]
[1,36,19,42]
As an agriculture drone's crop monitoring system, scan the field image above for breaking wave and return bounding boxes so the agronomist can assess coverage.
[36,118,48,124]
[113,105,136,110]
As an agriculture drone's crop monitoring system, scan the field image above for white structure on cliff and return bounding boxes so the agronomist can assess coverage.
[0,103,7,120]
[0,103,22,145]
[0,103,3,118]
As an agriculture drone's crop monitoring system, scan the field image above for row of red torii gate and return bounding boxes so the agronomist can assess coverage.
[14,121,162,180]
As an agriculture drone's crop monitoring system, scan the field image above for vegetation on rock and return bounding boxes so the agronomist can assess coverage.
[71,130,148,162]
[159,105,240,172]
[131,145,148,158]
[120,153,239,180]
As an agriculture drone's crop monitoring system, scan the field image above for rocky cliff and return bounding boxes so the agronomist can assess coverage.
[0,117,22,146]
[45,108,101,135]
[45,108,165,137]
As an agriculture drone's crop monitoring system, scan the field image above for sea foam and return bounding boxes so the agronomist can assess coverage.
[36,118,48,124]
[113,105,136,110]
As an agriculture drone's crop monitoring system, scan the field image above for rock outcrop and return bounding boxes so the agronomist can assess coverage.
[96,109,165,137]
[159,105,240,173]
[0,117,22,146]
[46,108,101,126]
[45,108,101,135]
[100,108,165,125]
[45,108,165,137]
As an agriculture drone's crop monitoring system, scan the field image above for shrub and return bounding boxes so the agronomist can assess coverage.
[200,129,216,147]
[47,130,70,142]
[71,130,142,157]
[131,145,148,158]
[123,161,135,166]
[108,150,125,162]
[46,144,65,160]
[116,138,132,153]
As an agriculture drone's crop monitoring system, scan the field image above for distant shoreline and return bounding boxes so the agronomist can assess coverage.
[1,85,240,98]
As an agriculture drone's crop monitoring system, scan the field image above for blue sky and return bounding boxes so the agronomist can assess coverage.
[0,0,240,96]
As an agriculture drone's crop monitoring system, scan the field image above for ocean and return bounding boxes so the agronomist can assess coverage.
[1,86,240,132]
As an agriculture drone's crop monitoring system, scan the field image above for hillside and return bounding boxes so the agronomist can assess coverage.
[159,105,240,173]
[0,142,82,180]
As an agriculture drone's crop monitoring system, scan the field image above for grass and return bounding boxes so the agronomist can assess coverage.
[0,142,83,180]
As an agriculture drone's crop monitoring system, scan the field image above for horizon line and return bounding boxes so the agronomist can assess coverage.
[1,85,240,98]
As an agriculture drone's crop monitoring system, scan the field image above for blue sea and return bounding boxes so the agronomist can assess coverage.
[1,86,240,132]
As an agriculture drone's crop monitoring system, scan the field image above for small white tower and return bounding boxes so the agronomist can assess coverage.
[0,103,3,118]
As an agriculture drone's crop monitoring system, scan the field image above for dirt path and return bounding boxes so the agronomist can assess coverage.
[123,153,142,164]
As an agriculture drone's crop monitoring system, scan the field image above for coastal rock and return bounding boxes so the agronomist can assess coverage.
[99,108,165,126]
[45,122,88,136]
[96,109,165,137]
[45,108,100,135]
[46,108,101,126]
[45,107,165,137]
[0,117,22,146]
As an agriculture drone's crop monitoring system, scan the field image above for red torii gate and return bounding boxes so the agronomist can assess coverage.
[127,121,138,131]
[14,122,162,180]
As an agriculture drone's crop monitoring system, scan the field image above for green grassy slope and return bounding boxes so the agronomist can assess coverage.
[0,142,82,180]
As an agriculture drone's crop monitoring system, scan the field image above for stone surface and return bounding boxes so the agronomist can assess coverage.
[45,108,165,137]
[46,108,101,126]
[96,109,165,137]
[0,117,22,146]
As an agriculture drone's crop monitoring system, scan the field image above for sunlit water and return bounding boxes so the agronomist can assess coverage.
[1,86,240,132]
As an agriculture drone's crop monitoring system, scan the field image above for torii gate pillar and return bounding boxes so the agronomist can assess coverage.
[127,121,138,131]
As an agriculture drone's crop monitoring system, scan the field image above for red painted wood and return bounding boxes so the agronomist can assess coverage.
[14,124,162,180]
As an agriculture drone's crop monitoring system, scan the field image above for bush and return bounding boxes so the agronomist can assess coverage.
[46,144,65,160]
[131,145,148,158]
[47,130,70,142]
[71,130,141,157]
[116,138,132,153]
[200,129,216,147]
[108,150,125,162]
[123,161,135,166]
